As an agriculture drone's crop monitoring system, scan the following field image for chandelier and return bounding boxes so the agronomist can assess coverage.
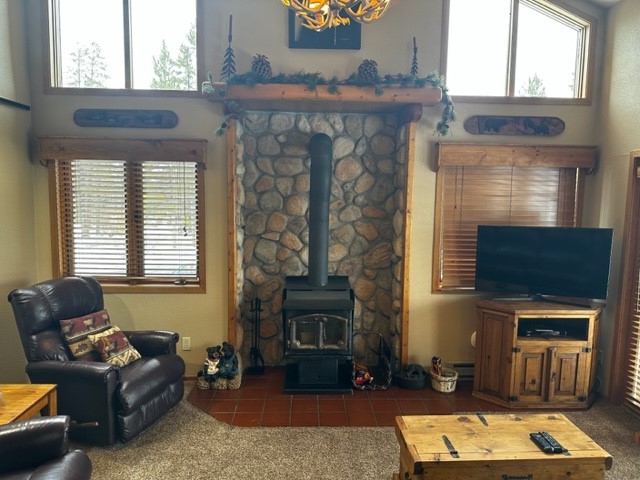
[282,0,391,32]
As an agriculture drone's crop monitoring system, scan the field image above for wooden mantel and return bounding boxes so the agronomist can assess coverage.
[203,82,442,122]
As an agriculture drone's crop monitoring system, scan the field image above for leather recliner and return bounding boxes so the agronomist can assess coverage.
[7,276,186,445]
[0,415,92,479]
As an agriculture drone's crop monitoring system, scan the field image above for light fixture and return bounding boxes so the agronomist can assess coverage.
[282,0,391,32]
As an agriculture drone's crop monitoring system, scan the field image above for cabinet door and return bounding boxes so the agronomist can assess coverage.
[475,310,514,400]
[548,346,590,403]
[513,343,549,404]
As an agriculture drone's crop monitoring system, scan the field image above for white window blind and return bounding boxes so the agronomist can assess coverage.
[627,245,640,409]
[42,137,206,292]
[623,160,640,411]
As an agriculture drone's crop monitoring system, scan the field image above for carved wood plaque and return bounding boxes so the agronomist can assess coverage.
[73,109,178,128]
[464,115,565,136]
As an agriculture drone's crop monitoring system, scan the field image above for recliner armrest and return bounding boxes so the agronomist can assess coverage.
[124,330,179,356]
[0,416,70,473]
[27,359,120,384]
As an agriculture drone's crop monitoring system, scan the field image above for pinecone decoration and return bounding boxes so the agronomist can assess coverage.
[251,54,273,82]
[356,59,379,83]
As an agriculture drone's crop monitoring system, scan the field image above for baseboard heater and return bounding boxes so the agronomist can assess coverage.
[444,361,475,381]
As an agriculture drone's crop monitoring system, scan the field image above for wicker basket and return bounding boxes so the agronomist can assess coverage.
[430,367,458,393]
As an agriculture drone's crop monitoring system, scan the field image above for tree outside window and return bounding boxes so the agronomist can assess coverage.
[48,0,201,92]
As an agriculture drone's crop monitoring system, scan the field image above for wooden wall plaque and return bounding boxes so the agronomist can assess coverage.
[73,109,178,128]
[464,115,565,136]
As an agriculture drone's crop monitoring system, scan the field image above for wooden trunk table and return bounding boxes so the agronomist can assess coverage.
[0,384,57,424]
[393,413,612,480]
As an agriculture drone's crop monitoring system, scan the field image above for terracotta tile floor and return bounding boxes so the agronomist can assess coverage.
[186,366,506,427]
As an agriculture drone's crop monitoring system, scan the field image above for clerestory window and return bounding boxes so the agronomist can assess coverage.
[39,137,207,293]
[442,0,596,103]
[44,0,203,94]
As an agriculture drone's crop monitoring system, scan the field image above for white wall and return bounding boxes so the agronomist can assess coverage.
[0,0,36,382]
[587,0,640,394]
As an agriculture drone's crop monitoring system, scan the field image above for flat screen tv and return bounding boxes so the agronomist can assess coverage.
[474,225,614,301]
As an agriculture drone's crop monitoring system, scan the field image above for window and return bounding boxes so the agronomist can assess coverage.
[443,0,595,102]
[433,143,596,292]
[45,0,203,93]
[40,137,207,292]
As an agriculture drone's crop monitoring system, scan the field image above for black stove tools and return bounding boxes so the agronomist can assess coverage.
[247,297,265,374]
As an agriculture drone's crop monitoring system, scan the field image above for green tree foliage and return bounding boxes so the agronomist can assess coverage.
[66,42,109,88]
[151,40,181,90]
[151,24,197,91]
[176,24,197,90]
[519,73,547,97]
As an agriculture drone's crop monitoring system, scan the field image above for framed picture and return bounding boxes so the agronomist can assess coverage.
[288,10,361,50]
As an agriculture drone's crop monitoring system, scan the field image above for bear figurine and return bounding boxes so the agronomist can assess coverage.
[216,341,238,379]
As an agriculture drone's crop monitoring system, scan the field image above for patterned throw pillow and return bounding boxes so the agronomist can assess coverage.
[59,310,112,361]
[88,326,142,367]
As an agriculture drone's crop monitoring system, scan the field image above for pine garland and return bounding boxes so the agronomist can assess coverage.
[204,69,455,136]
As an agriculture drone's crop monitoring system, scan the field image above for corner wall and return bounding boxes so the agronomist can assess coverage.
[0,0,37,382]
[586,0,640,395]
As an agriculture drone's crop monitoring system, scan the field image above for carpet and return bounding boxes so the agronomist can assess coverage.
[80,395,640,480]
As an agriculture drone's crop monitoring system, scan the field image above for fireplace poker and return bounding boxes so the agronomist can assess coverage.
[247,297,265,374]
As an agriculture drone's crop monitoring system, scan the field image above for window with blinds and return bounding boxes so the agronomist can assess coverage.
[433,143,596,292]
[627,245,640,410]
[610,152,640,414]
[41,137,206,292]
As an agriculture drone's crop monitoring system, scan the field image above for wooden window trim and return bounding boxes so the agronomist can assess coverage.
[41,0,205,96]
[609,151,640,406]
[432,143,597,293]
[40,136,207,294]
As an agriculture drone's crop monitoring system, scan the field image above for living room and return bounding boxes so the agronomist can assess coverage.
[1,0,639,478]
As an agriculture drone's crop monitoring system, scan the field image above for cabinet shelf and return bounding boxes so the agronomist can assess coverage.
[516,336,588,344]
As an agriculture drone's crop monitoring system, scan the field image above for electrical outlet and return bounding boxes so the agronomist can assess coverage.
[182,336,191,351]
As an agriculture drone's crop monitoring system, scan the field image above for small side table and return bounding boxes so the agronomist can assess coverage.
[0,384,57,424]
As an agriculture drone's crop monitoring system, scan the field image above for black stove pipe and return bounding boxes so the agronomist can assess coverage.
[308,133,332,287]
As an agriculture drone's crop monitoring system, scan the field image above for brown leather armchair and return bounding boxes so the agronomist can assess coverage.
[7,276,185,445]
[0,415,92,479]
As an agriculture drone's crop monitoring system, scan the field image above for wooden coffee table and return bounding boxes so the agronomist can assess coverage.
[393,412,612,480]
[0,384,57,424]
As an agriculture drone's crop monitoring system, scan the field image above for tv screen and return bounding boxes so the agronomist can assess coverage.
[474,225,614,301]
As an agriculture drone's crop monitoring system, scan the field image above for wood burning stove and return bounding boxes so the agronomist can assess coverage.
[282,133,354,393]
[283,276,354,393]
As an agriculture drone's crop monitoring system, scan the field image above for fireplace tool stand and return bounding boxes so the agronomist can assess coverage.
[246,297,265,374]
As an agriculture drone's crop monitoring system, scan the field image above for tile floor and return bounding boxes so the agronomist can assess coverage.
[186,366,507,427]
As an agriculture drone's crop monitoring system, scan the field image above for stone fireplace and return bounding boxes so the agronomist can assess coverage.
[232,110,409,371]
[212,82,442,374]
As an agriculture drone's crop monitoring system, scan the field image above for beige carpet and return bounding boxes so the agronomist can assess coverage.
[80,394,640,480]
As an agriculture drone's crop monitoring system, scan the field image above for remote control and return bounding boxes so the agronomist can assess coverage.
[530,431,566,454]
[540,431,566,453]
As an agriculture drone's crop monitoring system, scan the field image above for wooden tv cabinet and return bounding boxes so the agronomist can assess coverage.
[473,299,602,409]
